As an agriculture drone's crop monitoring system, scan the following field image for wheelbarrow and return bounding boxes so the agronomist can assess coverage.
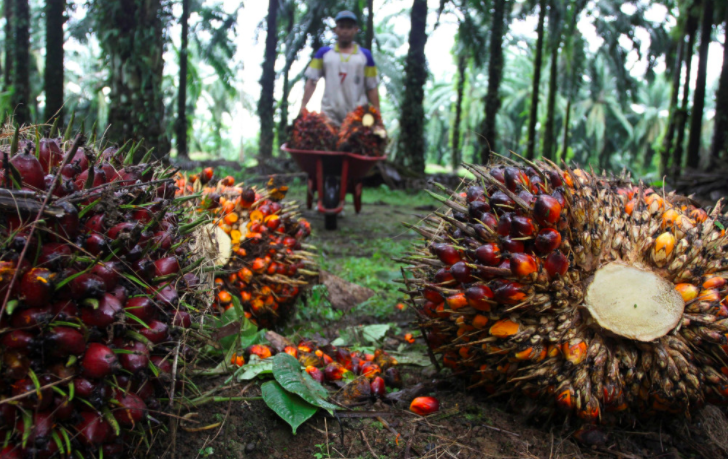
[281,144,387,230]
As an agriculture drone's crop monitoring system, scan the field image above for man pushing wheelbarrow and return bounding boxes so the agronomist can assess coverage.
[283,10,387,230]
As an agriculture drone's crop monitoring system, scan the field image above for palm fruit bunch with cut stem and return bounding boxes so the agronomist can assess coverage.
[402,158,728,424]
[289,109,338,151]
[336,105,386,157]
[234,334,402,403]
[175,171,317,328]
[0,122,210,459]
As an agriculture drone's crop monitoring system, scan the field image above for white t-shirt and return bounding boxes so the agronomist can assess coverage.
[304,43,379,125]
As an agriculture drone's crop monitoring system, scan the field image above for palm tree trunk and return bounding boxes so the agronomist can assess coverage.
[397,0,428,175]
[561,98,571,158]
[480,0,509,164]
[3,0,13,91]
[365,0,374,51]
[542,37,559,160]
[175,0,190,160]
[525,0,547,160]
[12,0,30,125]
[258,0,279,160]
[672,16,698,178]
[451,54,466,170]
[709,5,728,166]
[658,35,685,175]
[277,4,295,147]
[686,0,713,169]
[44,0,65,122]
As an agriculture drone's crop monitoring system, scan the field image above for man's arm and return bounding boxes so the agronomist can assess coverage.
[367,87,380,114]
[299,79,318,115]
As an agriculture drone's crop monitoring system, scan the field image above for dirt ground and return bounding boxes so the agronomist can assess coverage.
[156,185,728,459]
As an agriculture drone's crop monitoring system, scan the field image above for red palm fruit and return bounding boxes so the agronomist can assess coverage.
[335,348,352,368]
[450,261,473,283]
[52,396,74,420]
[306,366,324,383]
[51,300,78,319]
[11,150,45,189]
[132,379,154,401]
[61,162,79,178]
[38,139,63,173]
[38,243,73,267]
[172,311,192,328]
[511,215,536,237]
[45,326,86,357]
[489,191,514,214]
[504,167,528,192]
[434,268,455,285]
[283,346,298,358]
[11,379,52,410]
[100,162,121,182]
[0,447,20,459]
[1,330,35,351]
[0,404,16,429]
[150,355,173,376]
[107,222,136,240]
[152,231,173,250]
[119,341,149,374]
[468,200,491,220]
[545,251,569,277]
[490,166,506,184]
[131,258,154,280]
[496,213,512,236]
[528,175,544,194]
[475,243,502,266]
[476,213,498,234]
[75,166,107,189]
[85,214,106,234]
[129,208,153,225]
[466,185,486,203]
[465,285,494,311]
[510,253,538,277]
[384,367,403,388]
[361,362,381,378]
[154,257,180,277]
[423,287,444,303]
[82,343,120,378]
[324,362,348,381]
[546,169,563,187]
[370,376,386,397]
[534,195,562,226]
[246,344,273,360]
[80,293,122,328]
[85,233,107,255]
[90,262,120,290]
[430,243,462,265]
[69,273,106,299]
[75,412,111,446]
[410,396,440,416]
[534,228,561,254]
[445,292,468,310]
[139,320,169,344]
[20,267,55,307]
[500,236,525,253]
[493,281,528,305]
[16,411,54,444]
[124,296,157,323]
[11,307,52,329]
[152,284,178,307]
[113,391,147,426]
[73,377,98,398]
[67,147,89,171]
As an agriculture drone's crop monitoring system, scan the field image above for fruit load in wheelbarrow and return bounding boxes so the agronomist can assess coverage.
[337,105,387,157]
[289,109,338,151]
[175,170,318,328]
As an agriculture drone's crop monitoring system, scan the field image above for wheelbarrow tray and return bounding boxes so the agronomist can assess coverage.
[281,143,386,215]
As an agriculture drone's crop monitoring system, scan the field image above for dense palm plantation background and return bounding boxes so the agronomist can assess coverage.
[1,0,726,184]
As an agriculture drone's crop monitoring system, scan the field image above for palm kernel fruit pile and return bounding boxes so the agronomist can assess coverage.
[336,105,386,157]
[404,161,728,423]
[289,109,338,151]
[175,171,316,328]
[234,339,402,403]
[0,130,206,459]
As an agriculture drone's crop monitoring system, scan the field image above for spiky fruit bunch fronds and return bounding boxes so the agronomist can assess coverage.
[289,109,338,151]
[176,172,317,328]
[336,105,386,157]
[0,127,208,459]
[403,160,728,423]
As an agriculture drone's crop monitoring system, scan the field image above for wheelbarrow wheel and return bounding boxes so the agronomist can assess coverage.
[325,213,337,230]
[323,175,340,231]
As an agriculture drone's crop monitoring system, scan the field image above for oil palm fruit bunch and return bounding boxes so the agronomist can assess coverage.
[402,159,728,424]
[235,337,402,403]
[0,125,208,459]
[336,105,386,157]
[289,109,338,151]
[175,171,317,328]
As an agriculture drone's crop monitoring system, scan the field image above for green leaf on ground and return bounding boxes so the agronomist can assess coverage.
[232,355,273,382]
[261,381,317,434]
[272,353,339,413]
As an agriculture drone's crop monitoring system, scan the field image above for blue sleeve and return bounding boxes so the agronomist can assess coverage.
[361,48,376,67]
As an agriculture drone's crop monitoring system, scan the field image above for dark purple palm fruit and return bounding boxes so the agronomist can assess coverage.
[90,262,121,290]
[81,343,120,378]
[79,293,122,328]
[112,391,147,426]
[45,326,87,357]
[10,146,45,189]
[118,340,150,374]
[75,412,111,446]
[69,273,107,299]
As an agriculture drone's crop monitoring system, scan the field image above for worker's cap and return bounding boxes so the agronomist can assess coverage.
[335,11,358,24]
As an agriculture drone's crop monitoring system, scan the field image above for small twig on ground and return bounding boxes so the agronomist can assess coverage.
[361,431,379,459]
[325,418,331,458]
[404,424,418,459]
[480,423,521,437]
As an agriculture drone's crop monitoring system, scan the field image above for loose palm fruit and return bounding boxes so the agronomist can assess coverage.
[306,366,324,383]
[82,343,120,378]
[410,396,440,416]
[371,376,386,398]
